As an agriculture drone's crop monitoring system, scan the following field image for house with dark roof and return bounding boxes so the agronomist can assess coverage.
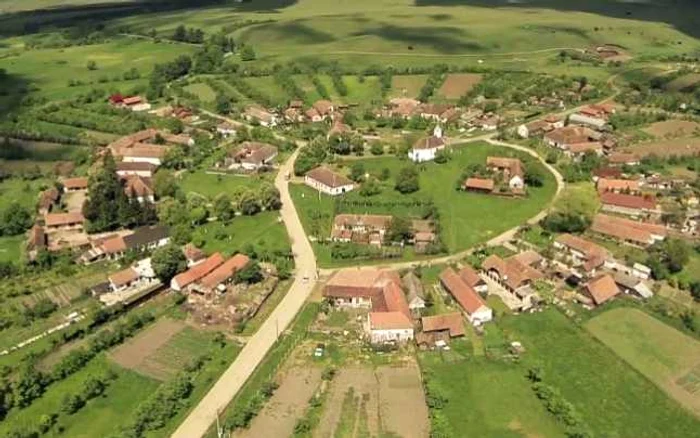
[26,224,47,262]
[402,272,426,312]
[304,167,355,196]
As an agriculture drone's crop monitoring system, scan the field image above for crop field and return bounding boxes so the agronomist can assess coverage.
[437,73,483,99]
[500,309,700,437]
[586,307,700,416]
[390,75,428,99]
[419,353,564,437]
[642,120,700,138]
[624,136,700,157]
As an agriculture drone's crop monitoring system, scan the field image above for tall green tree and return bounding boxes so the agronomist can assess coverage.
[152,244,186,283]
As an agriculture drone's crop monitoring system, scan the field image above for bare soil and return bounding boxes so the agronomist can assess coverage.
[624,137,700,157]
[63,190,87,212]
[316,367,379,438]
[390,75,428,99]
[642,120,700,138]
[236,367,322,438]
[108,318,184,380]
[376,364,430,438]
[438,73,483,99]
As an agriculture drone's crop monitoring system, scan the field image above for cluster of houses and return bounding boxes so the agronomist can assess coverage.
[108,94,152,112]
[220,141,279,172]
[330,214,437,251]
[462,156,527,195]
[518,103,620,160]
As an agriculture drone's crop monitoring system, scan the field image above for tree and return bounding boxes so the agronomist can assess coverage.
[172,24,187,42]
[240,45,256,61]
[86,60,97,71]
[540,211,590,233]
[259,184,281,211]
[1,202,32,236]
[81,376,106,399]
[235,261,263,284]
[215,94,231,114]
[214,194,234,223]
[386,216,413,243]
[395,166,420,194]
[359,179,381,197]
[370,142,384,156]
[61,393,84,415]
[151,244,186,283]
[153,169,179,198]
[239,190,261,216]
[349,163,365,182]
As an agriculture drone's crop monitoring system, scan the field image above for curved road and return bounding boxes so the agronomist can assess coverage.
[172,127,566,438]
[171,148,317,438]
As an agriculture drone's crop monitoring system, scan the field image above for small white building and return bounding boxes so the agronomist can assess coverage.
[304,167,355,196]
[367,312,414,344]
[216,122,237,137]
[568,113,607,130]
[632,263,652,280]
[408,125,445,163]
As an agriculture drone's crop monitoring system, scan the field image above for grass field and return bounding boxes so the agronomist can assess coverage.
[390,75,428,99]
[419,354,564,437]
[586,307,700,417]
[184,82,217,103]
[500,309,700,437]
[179,171,272,200]
[192,211,290,257]
[0,234,23,263]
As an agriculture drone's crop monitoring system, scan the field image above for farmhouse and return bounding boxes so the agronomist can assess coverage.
[517,117,562,139]
[608,153,640,167]
[439,268,492,326]
[116,161,157,178]
[544,126,598,150]
[191,253,250,295]
[458,265,488,294]
[386,98,420,119]
[328,119,351,138]
[486,156,525,190]
[420,313,465,345]
[582,274,620,306]
[596,178,640,194]
[462,177,495,193]
[243,105,278,127]
[226,142,278,170]
[402,272,426,312]
[591,214,666,247]
[614,272,653,299]
[568,113,607,130]
[216,122,237,137]
[554,234,611,275]
[61,177,88,192]
[170,252,225,292]
[122,175,155,203]
[80,225,169,263]
[418,103,453,122]
[567,142,603,158]
[44,212,85,232]
[331,214,392,245]
[26,224,47,262]
[108,267,140,292]
[323,269,414,344]
[600,192,658,218]
[304,167,355,196]
[482,253,544,296]
[110,95,151,112]
[408,125,445,163]
[183,244,206,267]
[37,187,60,215]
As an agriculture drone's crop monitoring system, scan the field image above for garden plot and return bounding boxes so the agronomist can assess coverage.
[108,318,185,380]
[235,367,322,438]
[390,75,428,99]
[437,73,482,99]
[316,365,428,438]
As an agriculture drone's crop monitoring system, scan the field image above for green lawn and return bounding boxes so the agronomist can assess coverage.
[674,252,700,285]
[419,354,564,437]
[0,355,160,438]
[292,142,556,267]
[586,307,700,417]
[0,176,52,212]
[0,234,24,263]
[184,82,217,103]
[500,309,700,437]
[179,171,272,200]
[192,211,290,258]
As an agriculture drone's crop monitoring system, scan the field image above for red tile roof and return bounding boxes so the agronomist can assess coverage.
[463,177,494,191]
[172,253,225,289]
[122,175,154,199]
[482,254,543,290]
[596,178,639,193]
[109,267,139,288]
[324,268,410,320]
[600,192,657,211]
[62,177,89,190]
[584,274,620,305]
[487,156,524,178]
[44,212,85,227]
[591,214,666,245]
[101,235,127,254]
[369,312,412,330]
[439,268,487,315]
[421,313,465,337]
[412,136,445,150]
[198,254,250,290]
[458,265,484,288]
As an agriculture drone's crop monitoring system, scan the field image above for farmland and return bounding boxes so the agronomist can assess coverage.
[499,309,700,437]
[437,73,482,99]
[623,136,700,157]
[586,307,700,417]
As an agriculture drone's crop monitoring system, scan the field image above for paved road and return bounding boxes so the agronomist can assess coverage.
[171,149,317,438]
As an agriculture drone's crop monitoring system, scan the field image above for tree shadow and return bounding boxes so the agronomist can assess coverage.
[351,22,486,53]
[414,0,700,41]
[0,71,31,118]
[256,19,337,45]
[0,0,300,38]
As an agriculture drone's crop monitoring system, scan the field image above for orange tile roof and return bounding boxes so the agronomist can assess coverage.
[591,214,666,246]
[306,167,353,188]
[421,313,465,337]
[463,177,494,191]
[584,274,620,305]
[487,156,524,178]
[439,268,487,315]
[482,254,543,290]
[44,212,85,227]
[172,253,225,289]
[122,175,154,198]
[324,268,410,320]
[369,312,412,330]
[62,177,89,190]
[101,235,127,254]
[600,192,656,211]
[199,254,250,290]
[596,178,639,193]
[109,267,139,288]
[458,265,484,288]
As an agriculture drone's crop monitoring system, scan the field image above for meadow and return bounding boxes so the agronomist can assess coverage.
[500,309,700,437]
[586,307,700,416]
[179,171,273,200]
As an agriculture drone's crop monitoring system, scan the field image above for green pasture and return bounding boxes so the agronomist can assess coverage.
[0,234,23,263]
[500,309,700,437]
[184,82,217,103]
[419,354,564,437]
[179,171,272,200]
[586,307,700,416]
[192,211,290,258]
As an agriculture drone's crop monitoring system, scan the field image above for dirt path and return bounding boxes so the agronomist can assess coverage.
[236,367,322,438]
